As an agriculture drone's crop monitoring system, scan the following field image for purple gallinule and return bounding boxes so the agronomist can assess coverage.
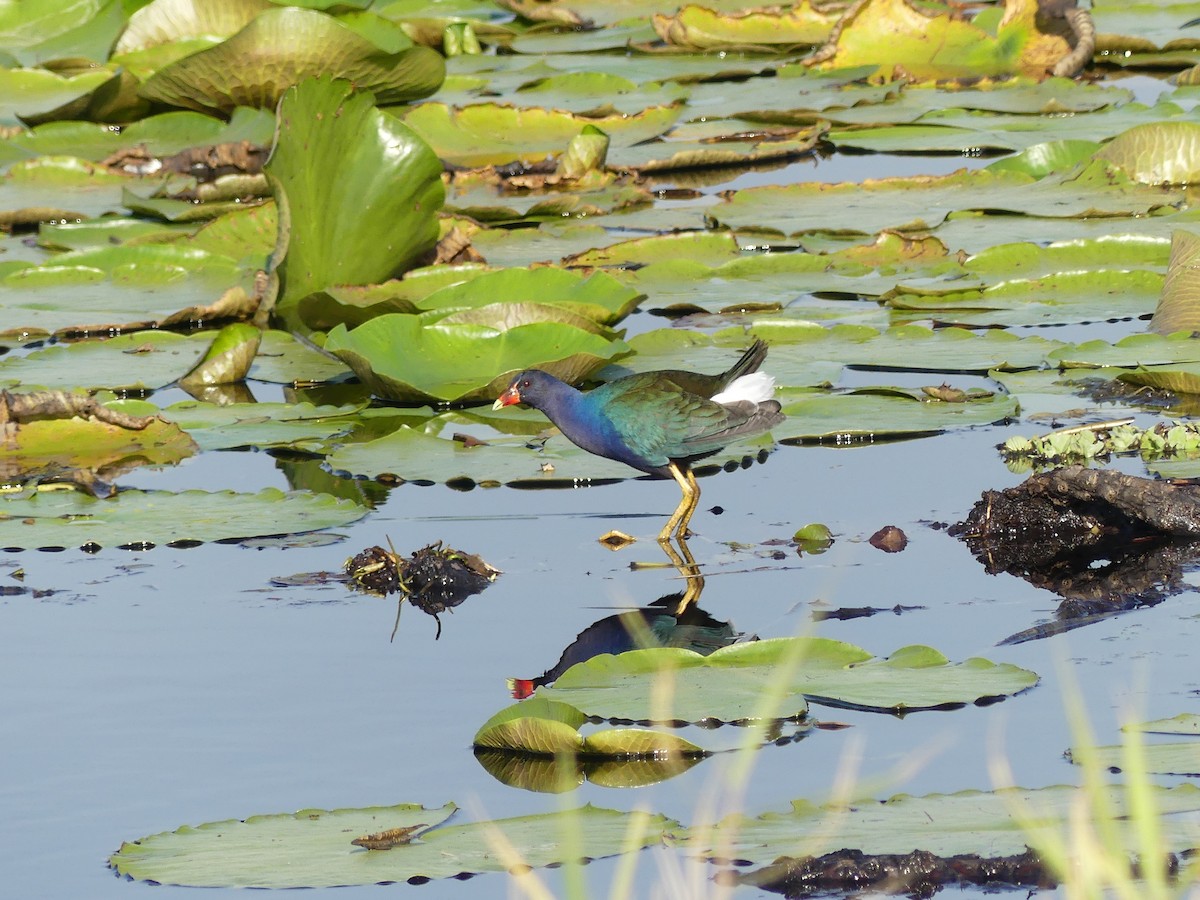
[493,340,784,541]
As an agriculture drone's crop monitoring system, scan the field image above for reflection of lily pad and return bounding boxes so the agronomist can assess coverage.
[110,802,675,887]
[536,637,1038,722]
[324,314,631,403]
[0,488,366,550]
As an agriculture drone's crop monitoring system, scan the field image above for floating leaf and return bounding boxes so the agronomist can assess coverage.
[323,315,631,404]
[536,637,1038,722]
[109,803,675,887]
[686,784,1200,866]
[0,488,367,550]
[402,101,683,168]
[1095,121,1200,185]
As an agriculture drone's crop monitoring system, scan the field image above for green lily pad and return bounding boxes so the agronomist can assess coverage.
[324,421,774,485]
[1095,121,1200,185]
[112,398,364,452]
[324,314,631,404]
[265,76,444,331]
[0,488,367,550]
[1048,332,1200,369]
[710,160,1185,238]
[114,0,271,54]
[774,387,1019,442]
[1127,714,1200,736]
[1074,742,1200,777]
[0,66,115,126]
[401,101,683,168]
[887,269,1164,328]
[179,322,261,390]
[0,155,131,227]
[248,330,353,385]
[687,784,1200,866]
[413,266,642,324]
[0,408,197,475]
[139,7,445,114]
[0,243,256,340]
[1151,229,1200,336]
[109,802,676,888]
[0,331,213,391]
[535,637,1037,722]
[474,696,706,759]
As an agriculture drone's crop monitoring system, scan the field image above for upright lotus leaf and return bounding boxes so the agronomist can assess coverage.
[323,314,631,403]
[653,2,839,50]
[114,0,272,54]
[178,323,262,391]
[686,784,1200,867]
[1150,230,1200,336]
[557,124,608,180]
[1095,121,1200,185]
[536,637,1038,722]
[264,76,444,332]
[139,7,445,115]
[110,803,677,888]
[807,0,1074,80]
[0,488,367,550]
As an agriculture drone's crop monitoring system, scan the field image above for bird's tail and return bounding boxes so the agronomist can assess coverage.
[723,339,769,384]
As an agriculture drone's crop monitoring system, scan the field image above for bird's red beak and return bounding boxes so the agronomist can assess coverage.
[493,385,521,410]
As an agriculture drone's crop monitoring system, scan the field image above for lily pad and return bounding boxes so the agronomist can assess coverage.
[1073,742,1200,777]
[139,7,445,115]
[710,161,1185,238]
[774,388,1019,442]
[535,637,1038,722]
[324,421,774,486]
[324,314,631,404]
[1095,121,1200,185]
[474,696,706,759]
[109,802,675,887]
[0,487,366,550]
[265,76,444,331]
[0,331,214,391]
[686,784,1200,866]
[401,101,683,168]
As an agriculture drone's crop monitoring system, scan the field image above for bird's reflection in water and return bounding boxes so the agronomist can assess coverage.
[509,537,741,698]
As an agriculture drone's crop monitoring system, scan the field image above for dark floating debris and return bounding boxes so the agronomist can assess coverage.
[868,525,908,553]
[727,848,1052,895]
[345,540,501,640]
[951,466,1200,643]
[813,604,924,622]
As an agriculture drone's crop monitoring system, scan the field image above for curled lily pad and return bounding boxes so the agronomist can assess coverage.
[265,76,445,331]
[323,314,632,403]
[0,66,116,126]
[179,323,261,391]
[1095,121,1200,185]
[139,7,445,114]
[114,0,272,54]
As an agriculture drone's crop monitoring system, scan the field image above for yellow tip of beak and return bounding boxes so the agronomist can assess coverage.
[491,397,507,411]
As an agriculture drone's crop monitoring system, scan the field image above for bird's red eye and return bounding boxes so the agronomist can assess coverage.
[521,379,530,388]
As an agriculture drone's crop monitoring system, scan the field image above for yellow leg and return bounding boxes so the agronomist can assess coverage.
[659,462,700,543]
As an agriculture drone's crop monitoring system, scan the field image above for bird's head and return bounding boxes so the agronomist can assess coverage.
[493,371,537,410]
